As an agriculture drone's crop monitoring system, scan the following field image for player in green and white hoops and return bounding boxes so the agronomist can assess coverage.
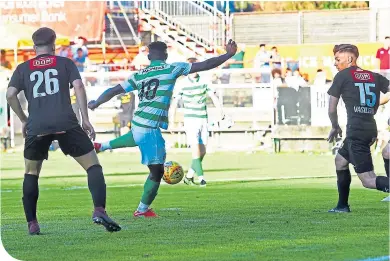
[170,58,224,186]
[89,40,237,217]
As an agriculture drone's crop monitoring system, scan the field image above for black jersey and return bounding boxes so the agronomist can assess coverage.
[327,66,389,136]
[8,54,81,136]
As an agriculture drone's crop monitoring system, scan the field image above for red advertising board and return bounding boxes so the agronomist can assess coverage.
[0,1,106,41]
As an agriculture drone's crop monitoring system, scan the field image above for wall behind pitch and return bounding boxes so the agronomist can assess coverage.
[243,42,382,81]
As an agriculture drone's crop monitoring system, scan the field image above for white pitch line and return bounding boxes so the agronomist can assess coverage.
[1,175,336,192]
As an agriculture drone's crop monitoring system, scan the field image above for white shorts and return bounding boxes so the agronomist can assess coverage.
[184,118,208,146]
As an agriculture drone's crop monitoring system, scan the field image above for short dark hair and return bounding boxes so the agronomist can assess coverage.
[385,36,390,40]
[148,41,167,53]
[77,48,83,52]
[271,46,277,50]
[0,49,5,55]
[271,68,282,78]
[259,44,266,48]
[333,44,359,58]
[317,69,323,72]
[32,27,56,47]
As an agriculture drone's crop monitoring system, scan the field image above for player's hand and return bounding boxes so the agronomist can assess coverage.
[82,120,96,141]
[21,121,27,138]
[327,126,342,143]
[225,39,237,57]
[88,100,99,111]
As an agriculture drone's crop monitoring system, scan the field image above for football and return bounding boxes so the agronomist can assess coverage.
[163,161,185,185]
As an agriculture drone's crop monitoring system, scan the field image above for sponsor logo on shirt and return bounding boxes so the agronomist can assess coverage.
[351,69,374,82]
[29,56,57,70]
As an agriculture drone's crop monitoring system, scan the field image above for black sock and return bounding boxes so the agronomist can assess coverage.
[384,158,389,177]
[87,165,106,209]
[336,169,351,208]
[22,174,39,222]
[376,176,389,193]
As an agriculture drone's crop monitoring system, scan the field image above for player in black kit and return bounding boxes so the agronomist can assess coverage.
[6,27,121,234]
[327,44,390,213]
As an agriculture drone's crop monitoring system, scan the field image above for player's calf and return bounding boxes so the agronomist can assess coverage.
[357,171,389,192]
[135,165,163,216]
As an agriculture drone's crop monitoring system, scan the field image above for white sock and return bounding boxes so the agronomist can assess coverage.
[186,168,195,178]
[137,202,149,213]
[101,141,112,151]
[198,176,204,182]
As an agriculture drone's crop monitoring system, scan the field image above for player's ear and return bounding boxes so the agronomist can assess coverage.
[348,56,352,64]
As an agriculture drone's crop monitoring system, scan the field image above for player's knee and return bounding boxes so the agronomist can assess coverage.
[335,154,348,169]
[24,161,42,176]
[148,164,164,182]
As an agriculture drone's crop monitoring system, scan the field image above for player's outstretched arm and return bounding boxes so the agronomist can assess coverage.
[6,87,28,135]
[189,39,237,74]
[88,84,125,110]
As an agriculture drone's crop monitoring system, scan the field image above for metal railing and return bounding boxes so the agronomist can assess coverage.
[139,0,227,50]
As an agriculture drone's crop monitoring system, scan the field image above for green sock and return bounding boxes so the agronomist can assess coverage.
[140,178,160,205]
[191,158,204,177]
[109,131,137,149]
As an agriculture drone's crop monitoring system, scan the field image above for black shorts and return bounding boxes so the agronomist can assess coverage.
[338,133,377,173]
[24,126,94,161]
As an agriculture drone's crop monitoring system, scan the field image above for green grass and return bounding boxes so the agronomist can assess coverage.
[1,151,389,261]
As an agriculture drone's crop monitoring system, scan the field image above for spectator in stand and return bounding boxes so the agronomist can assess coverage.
[271,68,285,89]
[57,45,71,58]
[254,44,271,83]
[73,48,86,72]
[270,46,281,69]
[376,36,390,78]
[71,36,88,57]
[0,50,12,70]
[131,46,150,70]
[313,69,327,85]
[285,68,308,91]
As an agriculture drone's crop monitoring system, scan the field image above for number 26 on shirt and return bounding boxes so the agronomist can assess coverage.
[354,82,376,107]
[30,69,59,98]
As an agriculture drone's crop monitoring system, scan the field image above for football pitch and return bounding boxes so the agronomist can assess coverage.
[1,151,389,261]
